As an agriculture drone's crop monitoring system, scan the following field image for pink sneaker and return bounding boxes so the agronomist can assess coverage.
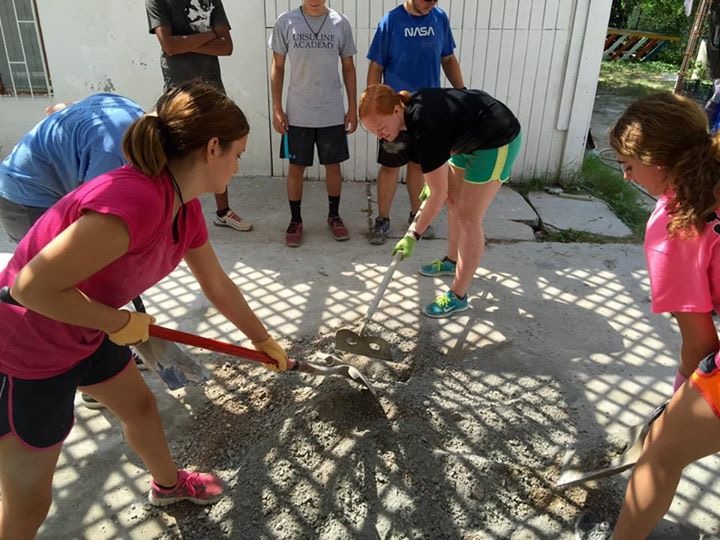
[286,221,303,247]
[327,216,349,241]
[148,469,225,506]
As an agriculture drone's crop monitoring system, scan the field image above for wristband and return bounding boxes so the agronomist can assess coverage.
[412,230,422,240]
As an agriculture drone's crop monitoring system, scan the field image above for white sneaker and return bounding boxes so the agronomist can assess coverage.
[213,210,253,231]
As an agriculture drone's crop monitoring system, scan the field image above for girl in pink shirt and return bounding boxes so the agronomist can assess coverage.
[0,82,289,538]
[579,92,720,539]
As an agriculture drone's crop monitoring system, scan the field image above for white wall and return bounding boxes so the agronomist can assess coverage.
[0,0,612,182]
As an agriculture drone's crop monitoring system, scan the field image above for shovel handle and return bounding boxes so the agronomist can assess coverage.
[359,198,428,333]
[149,325,289,368]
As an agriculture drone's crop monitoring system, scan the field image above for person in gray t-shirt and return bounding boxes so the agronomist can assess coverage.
[269,0,357,248]
[146,0,252,232]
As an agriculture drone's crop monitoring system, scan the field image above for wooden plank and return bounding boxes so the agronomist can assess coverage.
[543,0,561,30]
[558,0,589,131]
[529,1,546,30]
[489,0,504,29]
[513,28,542,176]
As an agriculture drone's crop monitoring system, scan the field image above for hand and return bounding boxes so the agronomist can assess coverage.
[252,335,289,372]
[272,108,288,134]
[345,108,358,134]
[392,235,417,259]
[108,310,156,346]
[419,183,430,202]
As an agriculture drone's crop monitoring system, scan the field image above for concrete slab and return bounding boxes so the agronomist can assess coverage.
[528,190,633,238]
[0,177,717,538]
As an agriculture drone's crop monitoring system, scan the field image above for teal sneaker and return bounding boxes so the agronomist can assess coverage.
[419,258,456,277]
[424,290,469,318]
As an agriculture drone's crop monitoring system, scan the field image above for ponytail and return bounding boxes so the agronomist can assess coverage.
[359,84,410,119]
[122,114,167,177]
[122,81,250,178]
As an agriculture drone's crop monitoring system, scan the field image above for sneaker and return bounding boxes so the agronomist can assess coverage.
[286,221,303,247]
[149,469,225,507]
[327,216,349,241]
[132,351,148,371]
[213,210,253,231]
[424,290,469,318]
[574,511,612,540]
[81,393,106,410]
[409,213,435,239]
[369,217,390,245]
[419,258,456,277]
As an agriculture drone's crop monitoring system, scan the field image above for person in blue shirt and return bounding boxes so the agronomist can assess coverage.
[0,93,144,242]
[366,0,465,245]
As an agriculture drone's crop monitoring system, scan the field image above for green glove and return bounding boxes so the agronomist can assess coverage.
[419,183,430,202]
[392,235,417,259]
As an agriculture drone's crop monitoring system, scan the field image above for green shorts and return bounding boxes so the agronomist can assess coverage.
[449,132,522,184]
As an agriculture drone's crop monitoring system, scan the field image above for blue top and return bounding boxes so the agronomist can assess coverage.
[367,5,456,92]
[0,93,144,207]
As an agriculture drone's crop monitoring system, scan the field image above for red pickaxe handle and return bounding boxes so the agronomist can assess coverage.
[149,325,293,369]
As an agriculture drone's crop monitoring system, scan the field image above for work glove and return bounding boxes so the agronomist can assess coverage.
[419,183,430,202]
[108,310,156,346]
[252,335,289,372]
[392,235,417,260]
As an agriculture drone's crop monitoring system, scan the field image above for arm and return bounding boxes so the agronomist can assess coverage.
[11,212,131,334]
[673,311,720,377]
[195,24,233,56]
[367,60,384,87]
[153,24,216,56]
[441,54,465,89]
[410,163,449,236]
[270,52,288,133]
[341,56,358,134]
[183,242,273,344]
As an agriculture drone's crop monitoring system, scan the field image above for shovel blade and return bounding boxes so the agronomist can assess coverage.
[555,401,668,488]
[134,337,211,391]
[334,328,392,360]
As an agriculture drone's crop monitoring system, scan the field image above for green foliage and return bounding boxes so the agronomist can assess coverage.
[578,154,651,242]
[598,60,676,97]
[610,0,693,65]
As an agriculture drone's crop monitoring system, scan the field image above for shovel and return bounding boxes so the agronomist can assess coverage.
[335,199,428,360]
[148,325,377,395]
[555,400,668,488]
[0,286,209,391]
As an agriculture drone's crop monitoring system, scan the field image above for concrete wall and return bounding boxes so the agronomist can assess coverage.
[0,0,612,182]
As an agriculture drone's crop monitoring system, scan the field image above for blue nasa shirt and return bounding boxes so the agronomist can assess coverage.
[0,93,143,207]
[367,4,456,92]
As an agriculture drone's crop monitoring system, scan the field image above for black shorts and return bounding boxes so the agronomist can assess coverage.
[377,131,415,168]
[0,337,132,449]
[280,125,349,166]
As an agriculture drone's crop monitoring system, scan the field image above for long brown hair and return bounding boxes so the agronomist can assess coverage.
[359,84,412,119]
[123,81,249,177]
[609,92,720,235]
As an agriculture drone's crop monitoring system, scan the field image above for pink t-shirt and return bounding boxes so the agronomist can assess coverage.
[0,165,208,379]
[644,193,720,314]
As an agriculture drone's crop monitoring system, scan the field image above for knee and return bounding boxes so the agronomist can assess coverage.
[1,492,52,536]
[120,387,160,422]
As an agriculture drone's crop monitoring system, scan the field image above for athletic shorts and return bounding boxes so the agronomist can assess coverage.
[690,352,720,419]
[449,132,523,184]
[376,131,415,168]
[0,195,48,244]
[0,337,132,449]
[280,125,349,167]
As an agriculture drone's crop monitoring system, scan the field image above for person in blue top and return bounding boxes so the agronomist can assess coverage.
[366,0,465,245]
[0,93,144,243]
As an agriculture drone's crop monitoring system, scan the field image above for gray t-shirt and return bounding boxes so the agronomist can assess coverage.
[146,0,230,92]
[269,8,356,128]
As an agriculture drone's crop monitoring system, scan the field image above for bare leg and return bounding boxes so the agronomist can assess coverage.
[405,161,424,216]
[376,165,400,218]
[80,362,177,487]
[325,163,342,198]
[0,436,62,539]
[287,164,305,203]
[613,384,720,539]
[450,176,502,297]
[214,189,229,212]
[445,164,464,262]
